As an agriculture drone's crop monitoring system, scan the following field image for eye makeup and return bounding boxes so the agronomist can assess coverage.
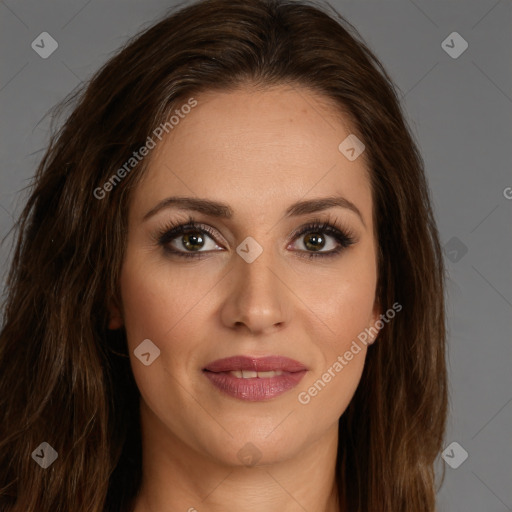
[152,213,358,260]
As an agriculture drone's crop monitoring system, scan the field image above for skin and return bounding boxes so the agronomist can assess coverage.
[109,84,381,512]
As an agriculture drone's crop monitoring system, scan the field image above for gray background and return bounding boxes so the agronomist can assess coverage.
[1,0,511,510]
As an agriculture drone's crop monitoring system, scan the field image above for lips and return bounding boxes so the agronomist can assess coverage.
[204,355,307,373]
[203,355,308,401]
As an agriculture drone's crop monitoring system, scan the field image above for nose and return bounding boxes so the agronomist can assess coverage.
[220,247,290,335]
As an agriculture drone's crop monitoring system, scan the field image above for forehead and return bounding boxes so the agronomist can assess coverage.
[133,85,373,226]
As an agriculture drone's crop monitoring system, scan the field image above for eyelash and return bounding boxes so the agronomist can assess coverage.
[154,214,357,260]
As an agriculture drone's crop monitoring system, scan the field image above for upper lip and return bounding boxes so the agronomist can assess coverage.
[204,355,308,373]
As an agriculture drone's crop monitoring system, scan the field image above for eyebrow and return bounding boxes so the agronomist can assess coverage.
[143,195,366,228]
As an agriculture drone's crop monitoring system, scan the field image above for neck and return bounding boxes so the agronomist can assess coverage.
[133,401,342,512]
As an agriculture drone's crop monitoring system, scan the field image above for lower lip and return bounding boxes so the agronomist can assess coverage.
[203,370,307,401]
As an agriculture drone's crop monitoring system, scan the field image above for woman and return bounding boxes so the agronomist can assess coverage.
[0,0,448,510]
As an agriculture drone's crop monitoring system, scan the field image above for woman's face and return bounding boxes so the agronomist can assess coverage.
[112,85,381,466]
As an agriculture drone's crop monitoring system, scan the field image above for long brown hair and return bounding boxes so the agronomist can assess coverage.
[0,0,447,510]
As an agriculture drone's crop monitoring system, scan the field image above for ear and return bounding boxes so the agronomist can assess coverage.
[107,296,124,330]
[367,297,382,345]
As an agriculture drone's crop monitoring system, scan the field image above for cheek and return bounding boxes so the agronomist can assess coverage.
[118,254,210,426]
[300,249,378,346]
[296,283,372,427]
[294,254,377,419]
[118,250,226,414]
[119,253,211,347]
[328,277,376,344]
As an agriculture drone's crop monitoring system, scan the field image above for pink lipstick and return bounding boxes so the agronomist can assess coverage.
[203,355,307,401]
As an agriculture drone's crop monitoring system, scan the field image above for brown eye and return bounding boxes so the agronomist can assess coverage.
[290,221,357,259]
[157,222,223,259]
[156,218,356,260]
[180,232,206,252]
[302,232,327,251]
